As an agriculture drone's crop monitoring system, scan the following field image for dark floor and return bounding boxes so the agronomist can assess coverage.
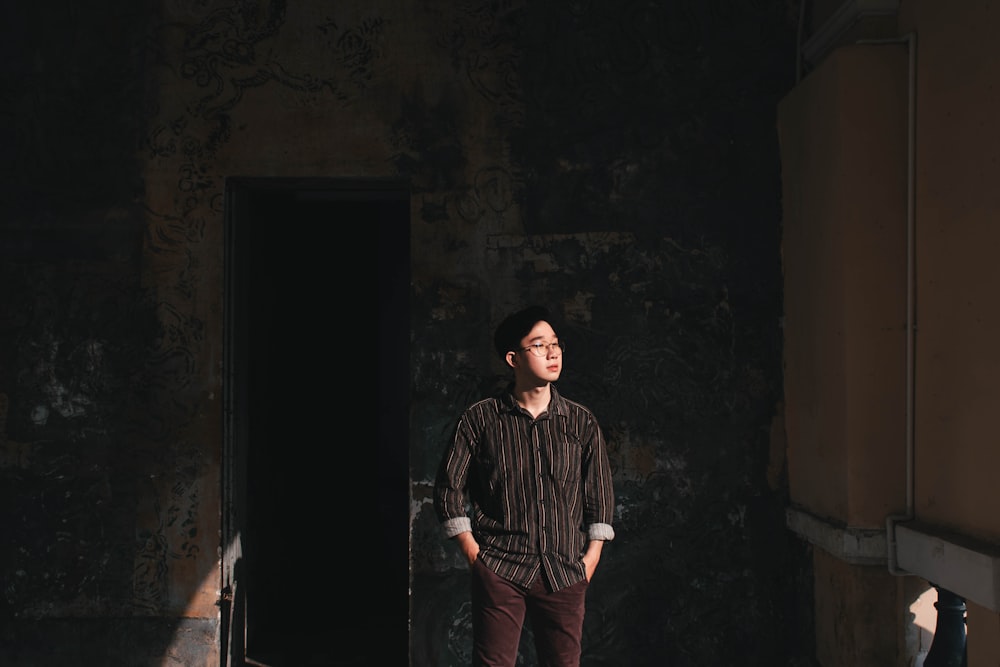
[244,614,409,666]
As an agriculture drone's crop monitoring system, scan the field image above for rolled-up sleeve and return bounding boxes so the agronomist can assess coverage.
[581,414,616,540]
[588,522,615,541]
[433,414,475,537]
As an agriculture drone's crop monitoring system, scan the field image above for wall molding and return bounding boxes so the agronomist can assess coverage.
[802,0,900,66]
[896,521,1000,612]
[785,506,887,565]
[787,506,1000,611]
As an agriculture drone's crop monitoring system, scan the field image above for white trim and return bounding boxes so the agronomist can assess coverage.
[896,521,1000,612]
[785,507,887,565]
[787,507,1000,610]
[802,0,900,66]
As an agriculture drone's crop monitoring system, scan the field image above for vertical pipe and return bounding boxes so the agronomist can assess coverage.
[886,31,917,576]
[852,32,916,575]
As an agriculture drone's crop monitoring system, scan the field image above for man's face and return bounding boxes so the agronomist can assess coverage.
[514,320,563,385]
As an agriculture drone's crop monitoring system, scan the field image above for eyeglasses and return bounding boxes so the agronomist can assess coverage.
[521,341,564,357]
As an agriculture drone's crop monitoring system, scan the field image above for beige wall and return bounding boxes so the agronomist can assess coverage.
[902,1,1000,659]
[782,1,1000,663]
[901,0,1000,542]
[780,43,909,529]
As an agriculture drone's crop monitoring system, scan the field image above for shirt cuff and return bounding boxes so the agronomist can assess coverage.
[588,523,615,541]
[442,517,472,539]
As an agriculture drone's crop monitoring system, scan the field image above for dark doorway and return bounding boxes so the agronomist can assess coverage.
[224,178,410,666]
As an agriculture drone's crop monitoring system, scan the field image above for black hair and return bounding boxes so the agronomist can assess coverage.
[493,305,553,360]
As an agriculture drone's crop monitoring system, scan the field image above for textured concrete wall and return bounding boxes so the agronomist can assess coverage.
[0,1,808,665]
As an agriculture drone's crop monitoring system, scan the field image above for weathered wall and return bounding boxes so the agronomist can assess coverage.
[0,1,810,665]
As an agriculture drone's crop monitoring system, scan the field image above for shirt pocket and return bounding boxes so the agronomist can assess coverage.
[547,426,582,483]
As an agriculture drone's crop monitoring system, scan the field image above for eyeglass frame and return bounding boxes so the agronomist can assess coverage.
[520,341,564,357]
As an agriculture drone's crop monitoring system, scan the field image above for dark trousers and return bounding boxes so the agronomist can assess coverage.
[470,559,588,667]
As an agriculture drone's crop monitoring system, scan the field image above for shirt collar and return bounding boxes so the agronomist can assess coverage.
[499,383,566,417]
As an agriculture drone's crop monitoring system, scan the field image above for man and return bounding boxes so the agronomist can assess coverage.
[434,305,616,667]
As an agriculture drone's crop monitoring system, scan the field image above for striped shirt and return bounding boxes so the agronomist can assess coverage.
[434,384,615,591]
